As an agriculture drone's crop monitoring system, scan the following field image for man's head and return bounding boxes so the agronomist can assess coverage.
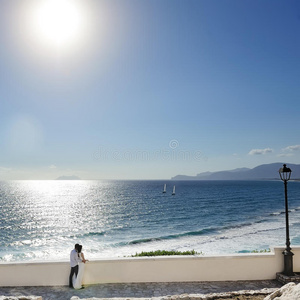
[75,244,80,251]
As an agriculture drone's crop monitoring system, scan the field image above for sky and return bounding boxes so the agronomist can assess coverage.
[0,0,299,180]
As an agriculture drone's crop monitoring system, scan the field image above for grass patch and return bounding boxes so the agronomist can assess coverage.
[251,248,271,253]
[131,250,202,257]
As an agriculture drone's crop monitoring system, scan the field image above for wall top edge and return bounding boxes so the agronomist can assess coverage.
[0,246,299,265]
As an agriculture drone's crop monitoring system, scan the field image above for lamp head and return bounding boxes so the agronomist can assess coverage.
[279,164,292,181]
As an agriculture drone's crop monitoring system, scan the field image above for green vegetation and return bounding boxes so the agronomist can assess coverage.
[251,248,271,253]
[131,250,202,257]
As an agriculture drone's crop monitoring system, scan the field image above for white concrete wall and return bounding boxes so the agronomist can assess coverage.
[1,246,300,287]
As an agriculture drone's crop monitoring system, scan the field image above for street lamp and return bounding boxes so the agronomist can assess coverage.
[278,164,293,276]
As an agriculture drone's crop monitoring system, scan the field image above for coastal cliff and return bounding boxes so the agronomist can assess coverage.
[172,163,300,180]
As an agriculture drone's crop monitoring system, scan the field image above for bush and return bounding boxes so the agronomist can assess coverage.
[131,249,202,257]
[251,248,271,253]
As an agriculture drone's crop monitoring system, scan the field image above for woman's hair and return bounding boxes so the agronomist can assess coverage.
[77,245,82,254]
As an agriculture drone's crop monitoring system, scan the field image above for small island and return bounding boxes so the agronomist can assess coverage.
[56,175,81,180]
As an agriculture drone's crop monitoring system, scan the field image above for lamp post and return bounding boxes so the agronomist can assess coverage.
[278,164,293,276]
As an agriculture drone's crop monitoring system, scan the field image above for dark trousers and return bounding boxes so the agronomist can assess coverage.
[69,265,79,287]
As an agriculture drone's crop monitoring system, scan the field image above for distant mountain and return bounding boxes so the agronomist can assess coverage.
[56,175,81,180]
[172,163,300,180]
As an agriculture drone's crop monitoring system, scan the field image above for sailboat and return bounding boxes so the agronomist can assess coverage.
[172,185,175,195]
[163,184,166,193]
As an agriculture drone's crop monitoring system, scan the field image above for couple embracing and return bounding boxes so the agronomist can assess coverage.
[69,244,88,289]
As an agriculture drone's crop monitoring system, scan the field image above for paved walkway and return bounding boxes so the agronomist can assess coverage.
[0,280,282,300]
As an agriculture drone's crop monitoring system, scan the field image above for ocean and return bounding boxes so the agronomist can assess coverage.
[0,180,300,262]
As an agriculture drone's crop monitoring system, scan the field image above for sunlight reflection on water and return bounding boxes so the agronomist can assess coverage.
[1,180,300,262]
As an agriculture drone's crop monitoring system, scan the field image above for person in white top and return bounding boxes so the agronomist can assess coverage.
[72,244,88,289]
[69,244,81,288]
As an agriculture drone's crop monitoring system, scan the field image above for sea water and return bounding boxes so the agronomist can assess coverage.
[0,180,300,262]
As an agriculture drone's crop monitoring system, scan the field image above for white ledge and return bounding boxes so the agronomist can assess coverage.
[1,246,300,286]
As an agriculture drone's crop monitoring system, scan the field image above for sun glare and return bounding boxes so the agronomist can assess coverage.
[32,0,84,48]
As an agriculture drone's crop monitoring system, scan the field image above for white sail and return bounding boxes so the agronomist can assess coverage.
[172,185,175,195]
[163,184,166,193]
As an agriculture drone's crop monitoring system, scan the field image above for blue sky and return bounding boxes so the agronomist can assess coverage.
[0,0,299,180]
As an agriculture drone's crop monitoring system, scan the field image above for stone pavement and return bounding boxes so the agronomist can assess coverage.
[0,280,282,300]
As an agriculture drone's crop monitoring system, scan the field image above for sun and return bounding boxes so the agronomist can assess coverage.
[32,0,84,48]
